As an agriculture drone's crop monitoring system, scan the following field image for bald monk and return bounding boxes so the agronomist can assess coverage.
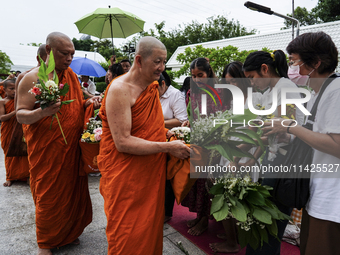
[98,36,190,255]
[0,73,16,98]
[0,78,30,187]
[16,32,96,255]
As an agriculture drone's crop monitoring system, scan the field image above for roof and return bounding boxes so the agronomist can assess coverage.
[0,44,107,72]
[167,20,340,82]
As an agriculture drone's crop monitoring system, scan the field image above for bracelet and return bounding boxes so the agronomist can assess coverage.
[287,121,295,134]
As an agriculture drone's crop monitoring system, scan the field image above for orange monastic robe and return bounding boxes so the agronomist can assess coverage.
[0,85,6,98]
[98,81,166,255]
[24,67,92,249]
[0,99,29,181]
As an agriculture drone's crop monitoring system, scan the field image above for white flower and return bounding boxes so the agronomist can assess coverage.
[45,80,58,90]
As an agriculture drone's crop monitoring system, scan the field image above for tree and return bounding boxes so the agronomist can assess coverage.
[282,7,321,29]
[27,42,43,46]
[282,0,340,29]
[72,38,94,51]
[174,45,267,78]
[313,0,340,22]
[125,16,256,60]
[0,50,13,74]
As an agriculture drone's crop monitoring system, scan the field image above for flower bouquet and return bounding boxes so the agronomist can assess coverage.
[80,107,102,174]
[255,104,296,161]
[170,126,190,144]
[210,174,291,250]
[190,105,265,169]
[29,50,75,144]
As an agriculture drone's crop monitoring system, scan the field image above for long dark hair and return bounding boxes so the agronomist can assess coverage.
[222,61,251,103]
[243,50,288,78]
[190,58,218,93]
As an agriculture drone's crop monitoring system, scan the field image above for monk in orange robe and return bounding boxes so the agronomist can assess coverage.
[16,32,100,255]
[98,36,190,255]
[0,78,29,187]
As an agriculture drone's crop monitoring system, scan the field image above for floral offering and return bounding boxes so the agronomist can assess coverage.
[170,127,190,144]
[210,174,291,250]
[29,50,75,144]
[81,117,102,143]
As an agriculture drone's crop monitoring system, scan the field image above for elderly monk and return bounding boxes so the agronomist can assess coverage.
[98,36,190,255]
[16,32,95,255]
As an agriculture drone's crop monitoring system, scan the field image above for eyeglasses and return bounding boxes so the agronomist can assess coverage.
[288,59,303,67]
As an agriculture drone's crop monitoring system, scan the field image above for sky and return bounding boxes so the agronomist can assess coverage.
[2,0,318,50]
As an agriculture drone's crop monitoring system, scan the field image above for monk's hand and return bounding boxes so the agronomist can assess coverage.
[166,130,174,139]
[168,140,190,159]
[41,100,61,117]
[86,96,102,109]
[181,120,190,127]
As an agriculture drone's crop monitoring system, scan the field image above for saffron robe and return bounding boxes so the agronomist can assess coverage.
[98,81,166,255]
[24,67,92,249]
[0,99,29,181]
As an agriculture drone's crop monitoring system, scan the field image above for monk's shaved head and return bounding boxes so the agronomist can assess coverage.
[46,32,72,48]
[136,36,166,59]
[37,44,47,61]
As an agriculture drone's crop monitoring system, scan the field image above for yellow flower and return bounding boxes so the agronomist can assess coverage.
[90,134,96,142]
[266,114,275,119]
[82,132,91,139]
[290,114,295,120]
[282,116,289,119]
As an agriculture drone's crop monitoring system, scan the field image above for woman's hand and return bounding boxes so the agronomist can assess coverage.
[261,118,296,136]
[181,120,190,127]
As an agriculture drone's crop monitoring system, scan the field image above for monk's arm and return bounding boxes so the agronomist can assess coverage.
[0,101,15,122]
[16,73,61,124]
[107,85,190,159]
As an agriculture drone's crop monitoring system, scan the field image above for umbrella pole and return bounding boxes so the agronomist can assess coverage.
[109,14,115,55]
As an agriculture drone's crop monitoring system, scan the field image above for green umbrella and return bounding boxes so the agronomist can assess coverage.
[74,6,145,54]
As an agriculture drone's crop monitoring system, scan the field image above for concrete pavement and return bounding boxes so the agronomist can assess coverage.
[0,151,206,255]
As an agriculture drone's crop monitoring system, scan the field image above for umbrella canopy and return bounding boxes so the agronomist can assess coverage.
[74,6,145,54]
[70,57,107,77]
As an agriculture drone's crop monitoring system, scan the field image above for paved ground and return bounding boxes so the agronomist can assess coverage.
[0,151,206,255]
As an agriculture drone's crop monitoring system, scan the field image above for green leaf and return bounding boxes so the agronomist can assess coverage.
[245,190,266,206]
[212,202,229,221]
[238,227,252,248]
[37,56,48,82]
[46,50,55,74]
[209,183,224,195]
[255,223,268,247]
[255,186,271,198]
[262,206,279,220]
[61,99,76,105]
[266,219,278,238]
[53,70,59,85]
[236,128,265,151]
[253,207,272,224]
[194,102,200,120]
[249,226,261,250]
[204,143,233,162]
[228,195,237,206]
[210,194,224,214]
[59,83,70,96]
[230,200,247,222]
[239,187,247,200]
[227,131,257,146]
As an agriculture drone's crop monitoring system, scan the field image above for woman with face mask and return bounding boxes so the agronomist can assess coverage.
[263,32,340,255]
[242,50,304,255]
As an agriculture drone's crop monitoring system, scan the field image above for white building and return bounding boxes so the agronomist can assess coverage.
[167,20,340,84]
[0,44,106,72]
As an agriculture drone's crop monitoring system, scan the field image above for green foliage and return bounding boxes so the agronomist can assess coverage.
[91,39,123,61]
[0,51,13,74]
[95,82,107,93]
[125,16,256,60]
[27,42,42,46]
[72,37,94,51]
[282,1,340,29]
[282,6,321,29]
[174,45,261,78]
[313,0,340,22]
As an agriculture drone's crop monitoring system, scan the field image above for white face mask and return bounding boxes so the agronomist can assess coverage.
[288,64,314,86]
